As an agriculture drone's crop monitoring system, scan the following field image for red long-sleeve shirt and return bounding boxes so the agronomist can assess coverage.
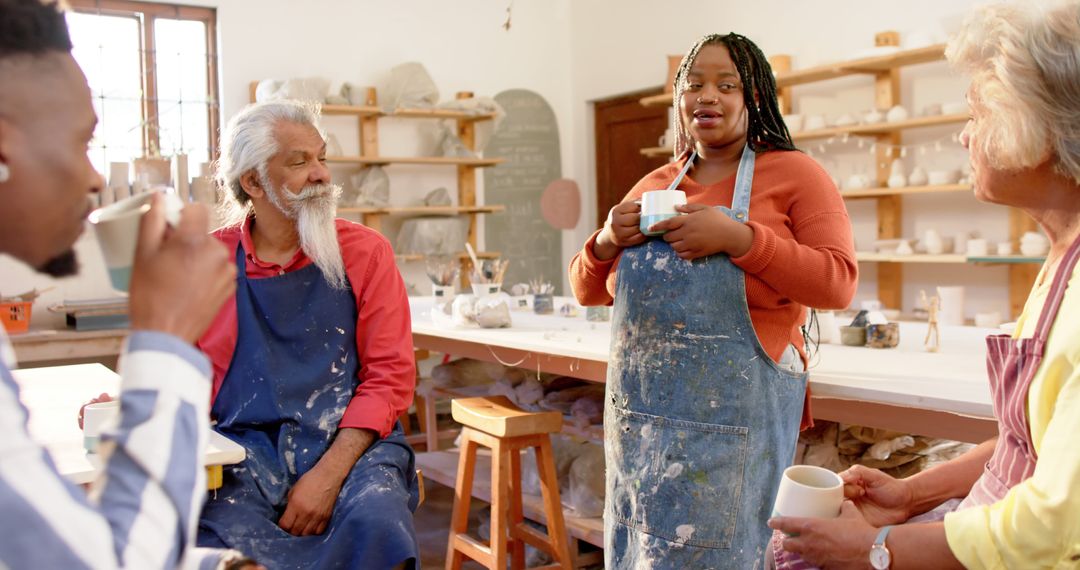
[197,217,414,438]
[570,149,858,429]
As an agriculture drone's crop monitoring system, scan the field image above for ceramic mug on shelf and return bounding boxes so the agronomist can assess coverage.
[639,189,687,236]
[89,191,184,292]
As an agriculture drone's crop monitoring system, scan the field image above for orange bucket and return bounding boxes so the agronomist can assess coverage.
[0,301,32,334]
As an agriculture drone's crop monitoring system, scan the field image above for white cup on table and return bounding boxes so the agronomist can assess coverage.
[772,465,844,520]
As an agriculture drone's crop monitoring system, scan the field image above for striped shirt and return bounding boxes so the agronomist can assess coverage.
[0,325,241,569]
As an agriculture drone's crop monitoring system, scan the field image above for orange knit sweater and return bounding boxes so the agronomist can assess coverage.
[569,149,857,429]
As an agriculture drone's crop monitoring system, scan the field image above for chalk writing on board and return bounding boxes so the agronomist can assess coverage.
[484,89,562,290]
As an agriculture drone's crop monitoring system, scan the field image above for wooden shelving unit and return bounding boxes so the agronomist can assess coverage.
[639,115,967,157]
[248,83,505,278]
[637,34,1040,319]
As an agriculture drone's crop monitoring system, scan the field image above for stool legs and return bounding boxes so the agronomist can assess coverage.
[490,440,510,570]
[534,437,573,569]
[508,448,526,570]
[446,430,478,570]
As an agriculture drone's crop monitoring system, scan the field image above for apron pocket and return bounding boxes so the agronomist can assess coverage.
[607,406,749,549]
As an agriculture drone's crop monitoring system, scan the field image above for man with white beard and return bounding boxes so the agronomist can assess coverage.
[195,100,420,569]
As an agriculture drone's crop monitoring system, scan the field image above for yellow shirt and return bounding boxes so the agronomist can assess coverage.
[944,260,1080,568]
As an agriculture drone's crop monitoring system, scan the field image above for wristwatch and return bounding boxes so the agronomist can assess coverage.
[869,525,894,570]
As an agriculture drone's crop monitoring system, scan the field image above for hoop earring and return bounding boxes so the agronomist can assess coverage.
[0,162,10,183]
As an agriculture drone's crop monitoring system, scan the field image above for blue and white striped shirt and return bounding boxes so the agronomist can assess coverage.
[0,325,241,569]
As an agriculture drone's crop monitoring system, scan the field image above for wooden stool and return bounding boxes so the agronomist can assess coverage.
[446,396,573,570]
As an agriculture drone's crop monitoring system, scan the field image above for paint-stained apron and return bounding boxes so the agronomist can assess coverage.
[606,146,808,569]
[197,246,419,570]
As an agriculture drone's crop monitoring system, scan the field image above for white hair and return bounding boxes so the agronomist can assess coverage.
[947,0,1080,183]
[215,99,323,226]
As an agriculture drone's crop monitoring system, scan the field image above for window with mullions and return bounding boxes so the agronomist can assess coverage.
[65,0,219,181]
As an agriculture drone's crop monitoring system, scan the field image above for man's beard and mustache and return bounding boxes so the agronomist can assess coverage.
[38,250,79,278]
[264,180,348,290]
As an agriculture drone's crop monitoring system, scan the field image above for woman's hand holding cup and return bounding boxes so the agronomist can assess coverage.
[840,464,916,526]
[593,200,645,261]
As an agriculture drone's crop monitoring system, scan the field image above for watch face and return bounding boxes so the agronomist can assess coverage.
[870,545,891,570]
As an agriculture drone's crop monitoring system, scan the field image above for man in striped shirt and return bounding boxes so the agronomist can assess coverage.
[0,1,251,567]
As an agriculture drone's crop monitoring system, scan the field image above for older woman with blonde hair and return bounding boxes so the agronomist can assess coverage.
[769,1,1080,568]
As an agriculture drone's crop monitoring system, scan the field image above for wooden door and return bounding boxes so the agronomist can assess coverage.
[593,88,670,229]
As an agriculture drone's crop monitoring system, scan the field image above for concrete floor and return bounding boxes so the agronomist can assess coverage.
[414,478,487,569]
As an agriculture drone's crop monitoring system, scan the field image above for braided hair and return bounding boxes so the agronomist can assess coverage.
[672,33,796,158]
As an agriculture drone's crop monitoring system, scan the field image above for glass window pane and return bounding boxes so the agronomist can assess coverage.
[154,18,212,170]
[157,100,211,168]
[67,11,144,176]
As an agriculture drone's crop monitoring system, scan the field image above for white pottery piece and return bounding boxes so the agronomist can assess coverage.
[887,159,907,188]
[941,101,968,115]
[804,114,828,131]
[863,109,885,124]
[834,113,857,127]
[845,173,871,190]
[923,230,944,255]
[921,103,943,117]
[895,239,914,255]
[997,242,1014,256]
[886,105,909,123]
[909,166,929,186]
[928,169,961,186]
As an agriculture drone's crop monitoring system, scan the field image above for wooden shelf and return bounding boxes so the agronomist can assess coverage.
[639,115,967,157]
[638,44,946,107]
[339,205,506,216]
[321,104,497,122]
[326,156,504,167]
[416,449,605,547]
[841,184,970,199]
[857,252,966,263]
[793,114,967,142]
[395,251,501,263]
[776,44,946,88]
[857,253,1045,264]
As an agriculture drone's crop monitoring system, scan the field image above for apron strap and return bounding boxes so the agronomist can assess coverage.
[1031,232,1080,343]
[730,145,756,222]
[667,151,697,190]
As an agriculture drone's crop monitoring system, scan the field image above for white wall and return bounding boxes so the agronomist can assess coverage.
[2,0,1023,329]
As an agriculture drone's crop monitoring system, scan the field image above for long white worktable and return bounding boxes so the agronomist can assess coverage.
[410,297,997,444]
[12,363,245,485]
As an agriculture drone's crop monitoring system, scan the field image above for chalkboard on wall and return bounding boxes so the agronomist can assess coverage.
[484,89,563,292]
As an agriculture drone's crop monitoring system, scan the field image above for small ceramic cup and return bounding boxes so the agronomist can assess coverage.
[471,283,501,297]
[839,325,867,346]
[89,191,184,292]
[432,284,455,302]
[966,238,989,257]
[639,190,687,236]
[533,293,554,315]
[996,242,1014,256]
[866,322,900,348]
[772,465,844,520]
[82,400,120,454]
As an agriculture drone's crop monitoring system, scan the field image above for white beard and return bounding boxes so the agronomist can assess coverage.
[265,181,347,290]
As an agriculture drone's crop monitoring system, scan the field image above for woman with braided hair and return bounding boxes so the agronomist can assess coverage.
[569,32,857,568]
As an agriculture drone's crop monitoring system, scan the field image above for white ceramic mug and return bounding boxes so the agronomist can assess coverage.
[89,191,184,292]
[937,285,966,326]
[772,465,844,519]
[639,189,687,236]
[82,400,120,453]
[966,238,989,257]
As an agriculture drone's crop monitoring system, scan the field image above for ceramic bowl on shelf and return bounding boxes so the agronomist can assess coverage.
[833,113,858,127]
[863,109,886,124]
[927,169,961,185]
[886,105,909,123]
[941,102,969,115]
[782,114,804,132]
[804,115,828,131]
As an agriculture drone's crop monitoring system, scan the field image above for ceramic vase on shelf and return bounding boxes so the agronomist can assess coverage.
[909,166,929,186]
[887,159,907,188]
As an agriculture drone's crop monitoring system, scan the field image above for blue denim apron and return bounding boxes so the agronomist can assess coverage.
[605,147,808,569]
[197,246,420,570]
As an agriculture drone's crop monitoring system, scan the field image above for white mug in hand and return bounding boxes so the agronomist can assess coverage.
[89,191,184,292]
[82,400,120,454]
[772,465,844,519]
[639,190,687,236]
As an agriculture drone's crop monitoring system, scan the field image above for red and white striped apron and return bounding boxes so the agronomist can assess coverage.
[773,233,1080,569]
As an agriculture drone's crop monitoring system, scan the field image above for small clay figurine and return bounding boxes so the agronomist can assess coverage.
[921,290,941,352]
